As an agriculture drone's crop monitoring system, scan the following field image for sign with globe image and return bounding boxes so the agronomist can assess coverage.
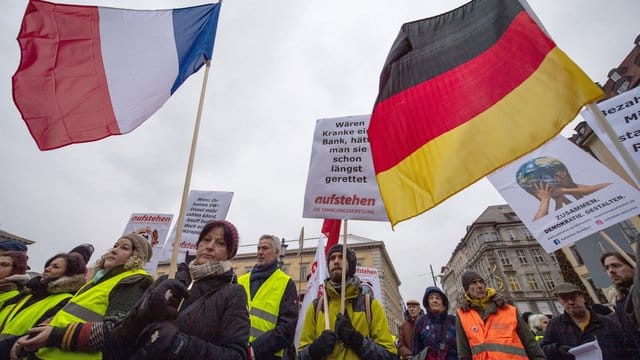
[516,157,570,197]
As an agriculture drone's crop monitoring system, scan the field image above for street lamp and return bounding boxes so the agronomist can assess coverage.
[279,237,288,269]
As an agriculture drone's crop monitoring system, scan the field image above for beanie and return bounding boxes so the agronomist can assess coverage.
[326,244,357,278]
[69,243,95,264]
[0,240,28,253]
[197,220,239,259]
[1,251,28,275]
[121,234,153,262]
[461,269,483,291]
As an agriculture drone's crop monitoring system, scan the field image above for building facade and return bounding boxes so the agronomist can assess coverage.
[441,205,564,316]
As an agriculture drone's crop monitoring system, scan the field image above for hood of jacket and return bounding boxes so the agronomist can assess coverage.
[423,286,449,315]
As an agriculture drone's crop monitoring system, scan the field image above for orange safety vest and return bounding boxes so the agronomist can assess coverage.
[457,304,527,360]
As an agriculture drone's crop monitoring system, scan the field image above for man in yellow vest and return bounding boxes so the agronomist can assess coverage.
[239,235,298,360]
[455,269,544,360]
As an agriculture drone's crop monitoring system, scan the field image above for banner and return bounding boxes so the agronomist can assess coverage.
[303,115,388,221]
[161,190,233,263]
[488,135,640,252]
[294,237,328,349]
[582,85,640,186]
[122,213,173,274]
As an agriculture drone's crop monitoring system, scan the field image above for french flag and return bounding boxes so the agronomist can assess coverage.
[12,0,221,150]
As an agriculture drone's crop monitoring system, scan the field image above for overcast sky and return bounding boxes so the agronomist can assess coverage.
[1,0,638,304]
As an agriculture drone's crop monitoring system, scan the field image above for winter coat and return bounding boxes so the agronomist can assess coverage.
[241,261,298,360]
[298,276,397,360]
[106,262,250,360]
[455,290,545,360]
[397,312,417,358]
[540,308,635,360]
[615,287,640,355]
[413,286,457,360]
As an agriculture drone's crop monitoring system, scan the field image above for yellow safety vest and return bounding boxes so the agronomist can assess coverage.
[0,289,19,308]
[36,268,148,360]
[0,292,72,337]
[238,268,290,357]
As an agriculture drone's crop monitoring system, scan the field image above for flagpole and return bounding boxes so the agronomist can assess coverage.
[587,103,640,187]
[297,226,304,297]
[168,61,212,279]
[340,219,348,314]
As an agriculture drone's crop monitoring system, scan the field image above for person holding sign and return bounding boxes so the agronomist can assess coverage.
[106,220,250,359]
[298,244,396,360]
[12,234,154,359]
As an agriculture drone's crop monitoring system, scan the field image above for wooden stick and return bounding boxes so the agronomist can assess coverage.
[168,62,211,279]
[599,231,637,268]
[297,226,304,297]
[340,219,348,314]
[323,281,330,330]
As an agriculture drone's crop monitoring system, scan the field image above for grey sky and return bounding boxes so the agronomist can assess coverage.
[1,0,638,304]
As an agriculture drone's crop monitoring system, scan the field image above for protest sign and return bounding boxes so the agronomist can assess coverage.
[162,190,233,263]
[303,115,388,221]
[122,213,173,274]
[356,266,383,305]
[488,135,640,252]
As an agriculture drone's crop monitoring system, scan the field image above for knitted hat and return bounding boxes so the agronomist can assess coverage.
[0,240,27,253]
[1,251,28,275]
[121,234,153,262]
[197,220,239,259]
[69,243,95,264]
[326,244,357,278]
[461,269,483,291]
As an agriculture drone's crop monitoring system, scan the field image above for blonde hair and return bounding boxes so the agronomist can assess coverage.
[89,248,147,278]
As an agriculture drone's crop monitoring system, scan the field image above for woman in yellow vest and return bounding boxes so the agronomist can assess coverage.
[106,220,250,359]
[0,251,29,309]
[0,252,86,358]
[11,234,154,360]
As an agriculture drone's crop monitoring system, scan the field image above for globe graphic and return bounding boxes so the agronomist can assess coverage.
[516,157,568,195]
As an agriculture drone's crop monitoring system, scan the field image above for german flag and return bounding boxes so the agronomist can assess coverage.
[368,0,603,226]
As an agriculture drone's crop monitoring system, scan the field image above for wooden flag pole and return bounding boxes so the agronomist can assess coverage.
[297,226,304,297]
[340,219,348,314]
[599,231,637,268]
[168,61,212,279]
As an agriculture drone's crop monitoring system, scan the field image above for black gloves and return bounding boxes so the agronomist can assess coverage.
[307,330,337,359]
[558,344,573,355]
[335,313,364,350]
[135,321,190,359]
[140,279,189,321]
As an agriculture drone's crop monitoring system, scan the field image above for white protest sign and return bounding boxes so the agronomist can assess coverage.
[582,86,640,186]
[122,213,173,274]
[303,115,388,221]
[295,237,328,350]
[488,135,640,253]
[161,190,233,263]
[356,266,383,305]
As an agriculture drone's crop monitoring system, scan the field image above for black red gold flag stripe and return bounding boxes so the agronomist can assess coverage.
[368,0,603,226]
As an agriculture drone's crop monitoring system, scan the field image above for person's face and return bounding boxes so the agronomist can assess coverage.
[0,256,14,279]
[558,292,587,318]
[427,293,446,313]
[104,238,133,271]
[603,255,634,287]
[407,303,421,317]
[328,251,348,282]
[195,226,228,265]
[467,278,487,299]
[539,317,549,332]
[43,257,67,279]
[256,238,279,267]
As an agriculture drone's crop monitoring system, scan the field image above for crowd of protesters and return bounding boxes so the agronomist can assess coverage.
[0,224,639,359]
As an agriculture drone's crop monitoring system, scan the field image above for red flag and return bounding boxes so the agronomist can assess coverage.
[322,219,341,254]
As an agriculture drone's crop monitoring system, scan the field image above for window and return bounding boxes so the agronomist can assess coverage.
[549,253,557,263]
[516,249,528,264]
[542,272,555,290]
[508,274,521,291]
[523,227,534,239]
[508,230,517,241]
[300,263,309,280]
[497,250,510,265]
[531,248,544,264]
[526,274,540,290]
